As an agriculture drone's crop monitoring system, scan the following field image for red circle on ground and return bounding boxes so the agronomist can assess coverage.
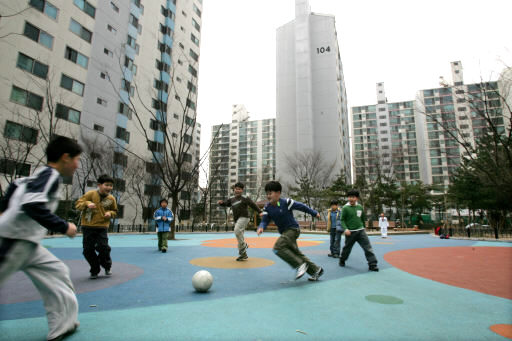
[384,246,512,299]
[202,237,322,249]
[490,324,512,339]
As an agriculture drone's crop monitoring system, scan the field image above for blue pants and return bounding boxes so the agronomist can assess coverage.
[329,228,342,256]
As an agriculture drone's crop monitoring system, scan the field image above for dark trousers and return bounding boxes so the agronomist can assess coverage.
[340,229,377,266]
[329,228,342,256]
[82,227,112,275]
[273,228,320,276]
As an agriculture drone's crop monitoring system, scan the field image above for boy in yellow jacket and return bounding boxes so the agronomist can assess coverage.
[76,174,117,279]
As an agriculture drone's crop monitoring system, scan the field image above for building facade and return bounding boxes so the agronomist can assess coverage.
[0,0,203,224]
[276,0,350,189]
[209,105,275,222]
[352,61,509,188]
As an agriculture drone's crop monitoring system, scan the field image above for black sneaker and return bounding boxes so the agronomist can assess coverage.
[162,248,167,253]
[105,269,112,276]
[369,265,379,272]
[333,254,340,258]
[89,274,98,279]
[339,259,345,267]
[308,267,324,281]
[236,254,248,261]
[327,253,334,257]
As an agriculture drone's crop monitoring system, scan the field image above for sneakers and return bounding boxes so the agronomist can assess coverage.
[308,267,324,281]
[105,269,112,276]
[327,253,334,257]
[48,322,79,341]
[333,254,340,258]
[369,265,379,272]
[89,274,98,279]
[338,259,345,267]
[295,263,308,280]
[236,254,248,261]
[162,248,167,253]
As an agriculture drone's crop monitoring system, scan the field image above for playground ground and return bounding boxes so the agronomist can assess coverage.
[0,232,511,340]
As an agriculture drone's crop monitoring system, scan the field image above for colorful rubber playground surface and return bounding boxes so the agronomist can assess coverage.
[1,232,511,340]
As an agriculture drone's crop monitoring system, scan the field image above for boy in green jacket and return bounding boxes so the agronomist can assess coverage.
[339,189,379,271]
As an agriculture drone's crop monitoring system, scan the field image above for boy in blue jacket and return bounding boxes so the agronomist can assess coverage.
[257,181,324,281]
[154,199,174,253]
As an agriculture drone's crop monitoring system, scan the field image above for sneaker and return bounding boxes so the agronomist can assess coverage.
[105,269,112,276]
[333,254,340,258]
[162,248,167,253]
[308,267,324,281]
[89,274,98,279]
[48,322,79,341]
[295,263,308,280]
[339,259,345,267]
[369,265,379,272]
[236,254,248,261]
[327,253,334,257]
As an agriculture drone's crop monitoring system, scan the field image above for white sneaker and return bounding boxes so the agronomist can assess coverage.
[295,263,308,280]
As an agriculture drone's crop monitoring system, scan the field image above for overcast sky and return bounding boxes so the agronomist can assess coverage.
[196,0,512,172]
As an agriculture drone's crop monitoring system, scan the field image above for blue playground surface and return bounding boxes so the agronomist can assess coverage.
[0,232,511,340]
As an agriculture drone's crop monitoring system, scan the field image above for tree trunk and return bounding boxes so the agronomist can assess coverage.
[169,193,179,240]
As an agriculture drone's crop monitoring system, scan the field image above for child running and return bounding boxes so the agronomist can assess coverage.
[218,182,261,261]
[0,136,81,341]
[257,181,324,281]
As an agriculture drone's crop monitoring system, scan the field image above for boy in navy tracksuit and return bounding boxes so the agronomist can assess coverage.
[0,136,82,341]
[257,181,324,281]
[153,199,174,252]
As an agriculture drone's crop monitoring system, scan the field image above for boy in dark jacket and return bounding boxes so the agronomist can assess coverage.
[153,199,174,253]
[218,182,261,261]
[257,181,324,281]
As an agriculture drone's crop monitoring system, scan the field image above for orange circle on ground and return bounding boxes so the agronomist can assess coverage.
[190,256,275,269]
[490,324,512,339]
[384,246,512,299]
[201,237,322,249]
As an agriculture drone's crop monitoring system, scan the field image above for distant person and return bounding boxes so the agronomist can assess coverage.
[257,181,324,281]
[0,136,82,341]
[76,174,118,279]
[154,199,174,253]
[327,200,343,258]
[218,182,261,261]
[339,189,379,272]
[379,213,389,238]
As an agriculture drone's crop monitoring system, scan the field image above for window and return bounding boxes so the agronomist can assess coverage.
[155,59,170,73]
[154,79,169,92]
[114,178,126,192]
[110,2,119,12]
[23,22,54,49]
[161,6,175,20]
[192,18,201,32]
[189,49,199,62]
[148,141,164,152]
[0,158,31,177]
[179,42,184,49]
[188,65,197,77]
[129,14,139,29]
[60,74,84,96]
[4,121,38,144]
[158,41,171,54]
[64,46,88,68]
[69,19,92,43]
[118,102,132,119]
[29,0,58,20]
[96,97,108,106]
[93,124,104,132]
[187,81,197,94]
[160,23,172,36]
[190,33,199,46]
[124,56,136,73]
[150,119,165,132]
[193,4,202,17]
[10,86,43,111]
[100,72,108,80]
[73,0,95,18]
[144,184,161,196]
[16,53,48,79]
[107,24,117,34]
[186,99,196,110]
[152,99,167,112]
[114,152,128,167]
[56,103,80,124]
[121,79,134,96]
[116,126,130,143]
[104,48,113,57]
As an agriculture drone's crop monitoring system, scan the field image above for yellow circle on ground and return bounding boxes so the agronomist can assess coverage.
[190,256,275,269]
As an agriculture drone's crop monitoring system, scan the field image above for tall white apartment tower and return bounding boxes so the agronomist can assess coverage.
[276,0,351,188]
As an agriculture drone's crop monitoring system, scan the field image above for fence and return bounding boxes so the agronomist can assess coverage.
[441,225,512,239]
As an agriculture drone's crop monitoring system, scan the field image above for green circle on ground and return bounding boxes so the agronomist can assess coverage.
[365,295,404,304]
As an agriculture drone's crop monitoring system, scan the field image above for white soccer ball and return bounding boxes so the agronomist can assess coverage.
[192,270,213,293]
